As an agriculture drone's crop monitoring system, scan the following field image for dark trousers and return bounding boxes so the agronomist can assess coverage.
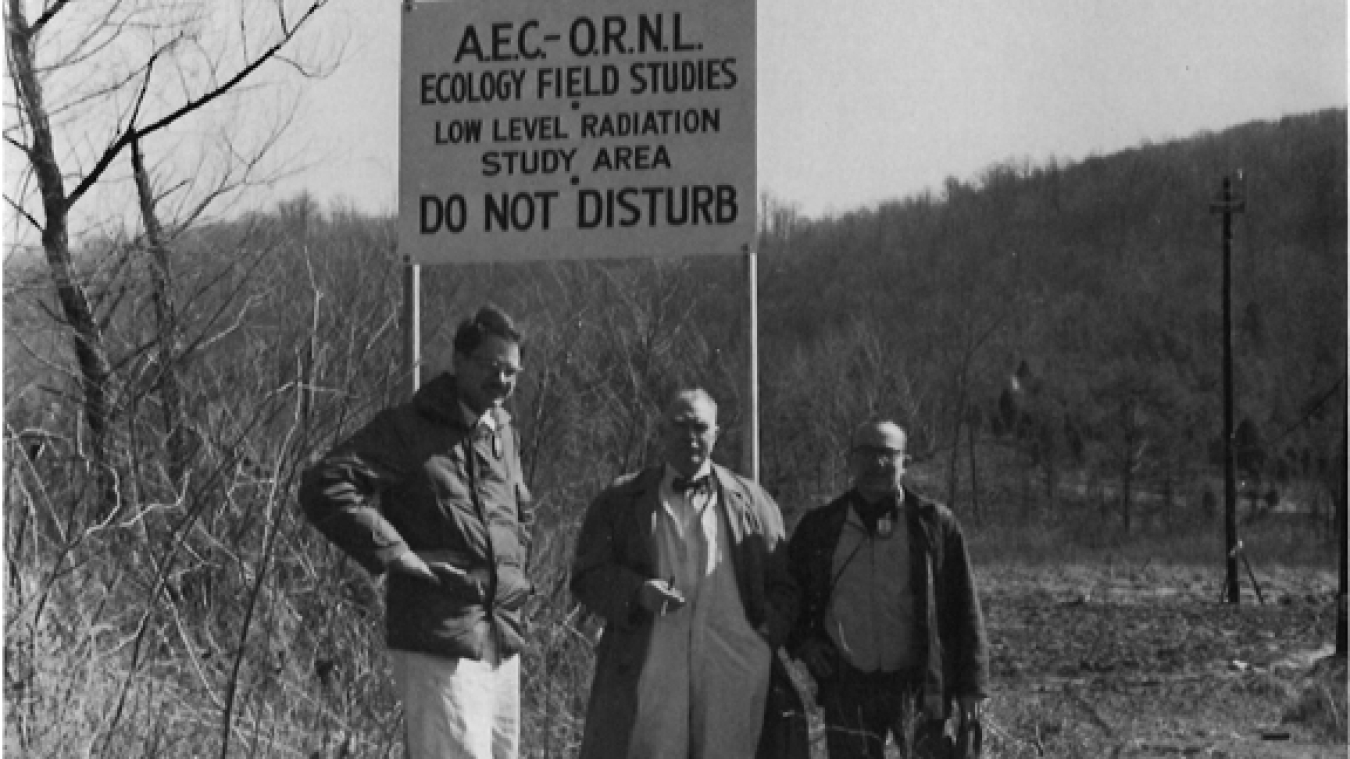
[818,666,946,759]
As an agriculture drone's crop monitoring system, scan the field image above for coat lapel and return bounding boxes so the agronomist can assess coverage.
[712,463,759,543]
[628,466,665,574]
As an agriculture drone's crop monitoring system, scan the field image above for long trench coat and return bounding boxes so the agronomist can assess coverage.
[569,463,799,759]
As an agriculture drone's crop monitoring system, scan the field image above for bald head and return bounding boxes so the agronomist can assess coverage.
[659,389,720,476]
[848,420,909,501]
[852,420,907,452]
[665,389,718,421]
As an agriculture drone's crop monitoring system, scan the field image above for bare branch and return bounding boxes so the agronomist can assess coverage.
[63,0,329,212]
[31,0,74,35]
[125,52,159,138]
[41,28,189,131]
[5,132,33,159]
[32,4,130,76]
[4,194,44,233]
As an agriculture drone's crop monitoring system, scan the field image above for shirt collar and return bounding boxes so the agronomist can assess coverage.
[459,401,497,431]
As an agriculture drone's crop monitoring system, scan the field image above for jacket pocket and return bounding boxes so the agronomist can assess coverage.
[494,563,533,611]
[387,572,488,655]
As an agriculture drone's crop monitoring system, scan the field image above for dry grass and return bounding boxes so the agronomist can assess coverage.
[5,409,1342,759]
[6,489,1342,759]
[1282,656,1348,743]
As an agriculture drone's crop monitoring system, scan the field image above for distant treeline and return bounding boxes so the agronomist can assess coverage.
[7,110,1345,527]
[747,108,1346,523]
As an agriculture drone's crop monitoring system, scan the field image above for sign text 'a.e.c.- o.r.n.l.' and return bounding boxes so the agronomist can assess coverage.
[399,0,756,264]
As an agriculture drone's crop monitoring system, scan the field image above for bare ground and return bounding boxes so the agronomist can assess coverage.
[792,562,1346,758]
[978,562,1346,758]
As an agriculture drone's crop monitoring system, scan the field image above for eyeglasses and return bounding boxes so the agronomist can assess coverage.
[668,419,716,435]
[467,354,522,379]
[850,446,909,464]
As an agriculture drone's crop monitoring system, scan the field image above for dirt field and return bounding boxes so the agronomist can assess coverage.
[980,562,1344,758]
[796,562,1346,758]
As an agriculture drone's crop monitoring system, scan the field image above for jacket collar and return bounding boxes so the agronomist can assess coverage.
[847,485,934,516]
[412,372,512,429]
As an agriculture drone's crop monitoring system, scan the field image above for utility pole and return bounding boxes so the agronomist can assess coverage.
[1337,397,1346,656]
[1211,175,1245,604]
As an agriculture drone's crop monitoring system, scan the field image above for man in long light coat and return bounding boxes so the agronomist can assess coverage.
[571,388,798,759]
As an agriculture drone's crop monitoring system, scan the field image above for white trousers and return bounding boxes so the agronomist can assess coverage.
[391,647,521,759]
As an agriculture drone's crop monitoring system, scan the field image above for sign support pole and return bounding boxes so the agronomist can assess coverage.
[742,243,760,483]
[403,256,421,394]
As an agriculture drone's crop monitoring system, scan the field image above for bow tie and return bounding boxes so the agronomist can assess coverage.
[672,475,710,495]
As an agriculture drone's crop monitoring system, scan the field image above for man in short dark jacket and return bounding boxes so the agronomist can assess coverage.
[788,420,988,759]
[299,305,533,759]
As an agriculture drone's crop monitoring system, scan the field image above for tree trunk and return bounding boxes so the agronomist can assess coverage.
[1121,441,1135,536]
[1020,456,1033,518]
[946,415,962,509]
[1043,445,1058,513]
[131,138,190,488]
[9,1,118,517]
[1337,403,1346,656]
[966,418,981,523]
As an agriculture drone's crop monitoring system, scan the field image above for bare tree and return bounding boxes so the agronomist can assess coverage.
[6,0,333,516]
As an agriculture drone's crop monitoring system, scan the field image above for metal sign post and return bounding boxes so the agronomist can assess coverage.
[742,243,759,482]
[403,257,421,394]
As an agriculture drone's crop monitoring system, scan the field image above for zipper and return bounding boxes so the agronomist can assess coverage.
[463,434,502,656]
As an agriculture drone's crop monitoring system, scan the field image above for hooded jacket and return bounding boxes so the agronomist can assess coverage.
[787,487,988,718]
[299,372,533,660]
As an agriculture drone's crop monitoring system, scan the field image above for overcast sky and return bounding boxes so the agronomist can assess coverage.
[269,0,1345,220]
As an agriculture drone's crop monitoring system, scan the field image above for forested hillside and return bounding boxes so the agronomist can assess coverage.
[5,109,1344,756]
[750,108,1346,526]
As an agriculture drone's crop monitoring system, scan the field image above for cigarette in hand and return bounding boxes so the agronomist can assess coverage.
[661,575,676,616]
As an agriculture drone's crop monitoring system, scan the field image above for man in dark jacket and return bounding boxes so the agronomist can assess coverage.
[299,305,533,759]
[788,420,988,759]
[571,388,800,759]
